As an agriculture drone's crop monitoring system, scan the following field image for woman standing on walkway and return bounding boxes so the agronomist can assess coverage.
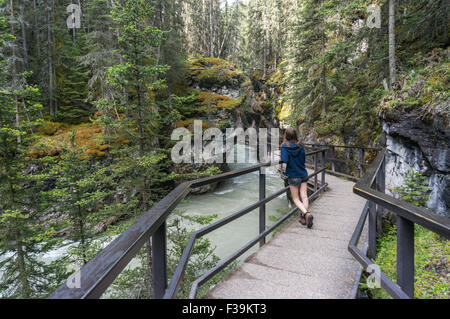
[280,128,314,228]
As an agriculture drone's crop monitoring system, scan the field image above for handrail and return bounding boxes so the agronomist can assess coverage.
[188,181,328,299]
[349,148,450,299]
[348,202,410,299]
[353,150,450,238]
[304,143,381,151]
[50,148,329,299]
[49,162,270,299]
[165,166,328,299]
[304,143,380,181]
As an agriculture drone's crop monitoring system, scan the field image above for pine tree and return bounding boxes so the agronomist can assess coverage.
[282,0,333,122]
[52,1,91,122]
[393,170,432,208]
[42,133,113,265]
[81,0,120,105]
[151,0,187,90]
[94,0,173,297]
[0,3,61,297]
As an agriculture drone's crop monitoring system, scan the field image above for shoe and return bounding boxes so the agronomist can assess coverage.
[299,212,306,225]
[305,212,314,229]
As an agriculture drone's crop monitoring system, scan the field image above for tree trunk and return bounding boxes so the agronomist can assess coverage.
[263,0,267,79]
[19,0,28,69]
[209,0,214,57]
[77,200,88,265]
[321,26,327,115]
[33,0,41,57]
[47,1,54,116]
[231,0,239,61]
[16,237,31,298]
[70,0,76,40]
[389,0,396,88]
[10,0,21,144]
[218,0,238,59]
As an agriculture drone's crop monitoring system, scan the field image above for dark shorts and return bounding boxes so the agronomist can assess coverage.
[288,176,309,187]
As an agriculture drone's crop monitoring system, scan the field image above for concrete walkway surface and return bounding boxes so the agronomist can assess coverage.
[206,174,368,299]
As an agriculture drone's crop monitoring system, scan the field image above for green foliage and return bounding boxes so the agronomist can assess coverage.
[106,210,222,299]
[96,0,170,155]
[188,57,244,87]
[168,93,198,119]
[1,0,448,300]
[279,0,449,147]
[166,211,220,298]
[54,30,91,123]
[393,170,432,208]
[41,136,120,265]
[0,11,63,296]
[372,170,448,299]
[379,49,449,118]
[168,166,222,183]
[373,224,449,299]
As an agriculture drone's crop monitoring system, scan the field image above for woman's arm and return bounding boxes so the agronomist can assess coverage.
[280,145,289,163]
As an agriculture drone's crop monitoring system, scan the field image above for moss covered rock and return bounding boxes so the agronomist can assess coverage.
[30,122,110,159]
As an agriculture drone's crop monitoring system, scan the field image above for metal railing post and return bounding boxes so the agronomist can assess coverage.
[321,150,326,189]
[397,216,415,298]
[314,154,318,192]
[368,200,377,260]
[376,156,386,236]
[331,146,336,173]
[359,148,365,178]
[152,221,167,299]
[259,168,266,247]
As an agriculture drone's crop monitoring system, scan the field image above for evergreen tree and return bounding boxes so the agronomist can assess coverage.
[393,170,432,208]
[96,0,171,211]
[0,2,60,297]
[94,0,175,298]
[52,1,91,122]
[42,132,117,265]
[81,0,120,106]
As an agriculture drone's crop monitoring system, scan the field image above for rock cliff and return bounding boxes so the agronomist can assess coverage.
[379,49,449,217]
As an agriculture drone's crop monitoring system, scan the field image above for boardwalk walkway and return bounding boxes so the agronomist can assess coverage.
[206,173,367,299]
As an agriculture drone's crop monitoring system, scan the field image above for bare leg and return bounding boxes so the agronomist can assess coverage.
[300,182,309,212]
[290,185,308,214]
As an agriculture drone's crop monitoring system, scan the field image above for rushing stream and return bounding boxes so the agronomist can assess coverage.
[174,143,289,262]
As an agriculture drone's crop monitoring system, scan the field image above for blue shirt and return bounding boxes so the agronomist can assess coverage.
[280,142,308,178]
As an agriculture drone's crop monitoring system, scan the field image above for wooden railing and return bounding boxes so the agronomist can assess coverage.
[349,149,450,298]
[49,149,328,299]
[304,143,381,181]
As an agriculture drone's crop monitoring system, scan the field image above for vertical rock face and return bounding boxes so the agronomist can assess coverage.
[186,57,279,131]
[381,109,449,217]
[171,58,281,194]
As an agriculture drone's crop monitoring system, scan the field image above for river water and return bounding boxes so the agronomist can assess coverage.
[174,143,289,262]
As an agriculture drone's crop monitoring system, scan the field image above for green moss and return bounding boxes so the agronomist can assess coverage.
[188,57,244,87]
[30,122,109,159]
[372,224,449,299]
[196,91,242,110]
[37,121,70,136]
[379,49,449,115]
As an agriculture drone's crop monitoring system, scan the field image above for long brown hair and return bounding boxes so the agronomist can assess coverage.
[283,128,300,146]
